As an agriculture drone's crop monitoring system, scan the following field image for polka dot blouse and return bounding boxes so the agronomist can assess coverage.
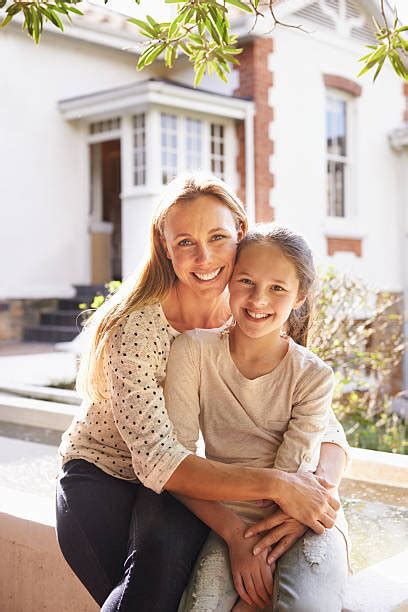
[58,303,191,493]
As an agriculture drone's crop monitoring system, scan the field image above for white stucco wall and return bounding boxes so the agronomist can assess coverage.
[0,25,157,299]
[270,25,405,292]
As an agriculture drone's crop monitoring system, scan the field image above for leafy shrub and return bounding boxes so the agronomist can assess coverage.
[310,268,406,454]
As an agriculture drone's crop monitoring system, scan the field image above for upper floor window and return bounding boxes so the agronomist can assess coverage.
[326,95,348,217]
[132,113,146,186]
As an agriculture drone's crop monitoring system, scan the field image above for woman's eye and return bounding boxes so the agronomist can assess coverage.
[211,234,225,242]
[178,239,193,246]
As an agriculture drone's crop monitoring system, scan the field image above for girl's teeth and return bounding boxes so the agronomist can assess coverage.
[194,268,221,281]
[247,310,269,319]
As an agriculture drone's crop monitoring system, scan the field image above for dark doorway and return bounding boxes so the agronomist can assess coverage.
[101,139,122,280]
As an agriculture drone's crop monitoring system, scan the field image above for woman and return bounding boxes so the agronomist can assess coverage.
[56,173,348,611]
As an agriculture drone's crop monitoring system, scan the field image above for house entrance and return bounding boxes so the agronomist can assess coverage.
[89,139,122,283]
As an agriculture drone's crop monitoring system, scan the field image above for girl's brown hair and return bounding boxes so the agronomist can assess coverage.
[77,172,248,401]
[235,224,316,346]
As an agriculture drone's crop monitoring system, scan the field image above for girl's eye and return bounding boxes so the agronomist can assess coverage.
[271,285,285,292]
[178,239,193,246]
[240,278,254,286]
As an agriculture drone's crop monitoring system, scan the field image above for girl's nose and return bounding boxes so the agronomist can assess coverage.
[249,290,268,308]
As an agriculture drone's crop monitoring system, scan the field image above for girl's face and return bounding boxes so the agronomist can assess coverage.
[162,195,244,299]
[229,242,305,340]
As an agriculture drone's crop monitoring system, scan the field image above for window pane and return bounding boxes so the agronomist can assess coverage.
[185,118,203,171]
[327,97,347,156]
[132,113,146,186]
[327,161,345,217]
[210,122,225,180]
[161,113,178,184]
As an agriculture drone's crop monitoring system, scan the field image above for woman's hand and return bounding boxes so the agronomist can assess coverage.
[271,469,339,534]
[245,508,307,564]
[226,528,274,609]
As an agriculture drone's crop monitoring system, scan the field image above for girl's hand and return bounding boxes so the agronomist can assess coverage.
[227,529,274,609]
[271,469,339,533]
[245,508,307,564]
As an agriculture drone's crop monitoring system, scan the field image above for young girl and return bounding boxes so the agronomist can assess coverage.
[165,224,349,611]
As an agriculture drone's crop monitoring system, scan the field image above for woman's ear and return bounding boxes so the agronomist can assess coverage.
[160,233,172,260]
[237,221,245,243]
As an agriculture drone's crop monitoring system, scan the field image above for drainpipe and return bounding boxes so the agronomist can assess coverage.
[244,105,256,227]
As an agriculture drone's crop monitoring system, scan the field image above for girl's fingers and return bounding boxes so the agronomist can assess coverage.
[260,559,274,595]
[233,573,253,607]
[244,573,267,608]
[267,535,296,564]
[253,526,286,555]
[245,512,286,538]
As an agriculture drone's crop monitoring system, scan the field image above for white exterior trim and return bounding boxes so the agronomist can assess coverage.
[58,79,254,122]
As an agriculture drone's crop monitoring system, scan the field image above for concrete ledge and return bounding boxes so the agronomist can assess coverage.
[0,506,98,612]
[0,383,80,405]
[347,447,408,488]
[0,393,78,431]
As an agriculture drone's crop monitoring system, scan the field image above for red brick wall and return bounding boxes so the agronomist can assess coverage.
[234,37,275,222]
[327,237,362,257]
[323,74,362,97]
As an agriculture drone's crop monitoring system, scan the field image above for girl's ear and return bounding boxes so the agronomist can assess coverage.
[294,294,306,310]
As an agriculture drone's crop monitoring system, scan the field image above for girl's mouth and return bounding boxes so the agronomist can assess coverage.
[244,309,271,320]
[192,267,223,282]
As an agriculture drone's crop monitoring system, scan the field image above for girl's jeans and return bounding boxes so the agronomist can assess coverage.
[179,527,348,612]
[56,459,209,612]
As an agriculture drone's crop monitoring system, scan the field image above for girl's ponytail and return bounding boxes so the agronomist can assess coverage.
[286,296,314,347]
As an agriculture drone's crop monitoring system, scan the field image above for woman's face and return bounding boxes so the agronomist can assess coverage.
[162,195,243,299]
[229,242,304,339]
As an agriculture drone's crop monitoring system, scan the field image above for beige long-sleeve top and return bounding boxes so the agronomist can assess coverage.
[59,302,349,498]
[165,328,349,524]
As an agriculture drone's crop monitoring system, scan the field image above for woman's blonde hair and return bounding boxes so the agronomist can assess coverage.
[77,172,248,401]
[235,224,316,347]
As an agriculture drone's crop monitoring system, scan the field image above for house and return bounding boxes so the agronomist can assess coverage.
[1,0,407,386]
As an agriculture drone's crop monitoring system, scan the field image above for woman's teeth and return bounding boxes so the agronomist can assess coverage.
[193,268,222,281]
[246,309,270,319]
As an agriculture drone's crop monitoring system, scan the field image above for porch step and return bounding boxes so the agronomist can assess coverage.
[23,284,111,343]
[23,325,78,343]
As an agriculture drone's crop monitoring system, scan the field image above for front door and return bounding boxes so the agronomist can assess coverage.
[89,139,122,283]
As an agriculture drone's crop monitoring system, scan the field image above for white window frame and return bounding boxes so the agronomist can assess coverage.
[325,89,356,220]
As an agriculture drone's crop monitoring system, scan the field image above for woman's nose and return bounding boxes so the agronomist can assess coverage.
[195,244,211,265]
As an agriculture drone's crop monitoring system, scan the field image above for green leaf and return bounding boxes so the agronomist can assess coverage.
[0,0,7,8]
[373,55,386,81]
[194,62,206,87]
[225,0,254,14]
[127,17,157,37]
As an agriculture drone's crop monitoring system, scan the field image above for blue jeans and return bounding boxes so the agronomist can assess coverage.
[178,527,348,611]
[56,459,209,612]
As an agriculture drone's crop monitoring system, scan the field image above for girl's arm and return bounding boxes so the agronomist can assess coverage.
[164,334,338,533]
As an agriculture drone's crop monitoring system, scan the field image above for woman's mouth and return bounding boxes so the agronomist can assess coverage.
[192,267,223,282]
[244,309,271,320]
